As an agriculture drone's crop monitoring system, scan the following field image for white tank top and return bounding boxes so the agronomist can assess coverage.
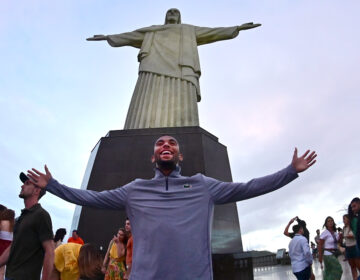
[0,230,13,241]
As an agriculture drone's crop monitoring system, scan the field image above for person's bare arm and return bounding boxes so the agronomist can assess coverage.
[49,266,60,280]
[284,217,297,237]
[0,245,10,267]
[124,264,132,280]
[102,240,113,273]
[42,240,55,280]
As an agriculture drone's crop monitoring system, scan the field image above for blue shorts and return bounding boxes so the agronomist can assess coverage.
[294,266,311,280]
[346,245,360,259]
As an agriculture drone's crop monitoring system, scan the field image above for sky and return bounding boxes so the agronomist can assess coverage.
[1,0,359,252]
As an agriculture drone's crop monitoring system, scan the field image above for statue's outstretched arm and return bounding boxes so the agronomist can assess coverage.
[87,34,108,41]
[237,22,261,31]
[86,31,144,48]
[195,23,261,46]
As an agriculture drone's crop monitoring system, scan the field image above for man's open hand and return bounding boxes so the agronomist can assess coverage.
[292,148,317,173]
[27,165,52,188]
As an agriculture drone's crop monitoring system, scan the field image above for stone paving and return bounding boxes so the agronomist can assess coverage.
[254,258,352,279]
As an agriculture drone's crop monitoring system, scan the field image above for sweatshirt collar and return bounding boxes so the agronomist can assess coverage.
[154,165,182,179]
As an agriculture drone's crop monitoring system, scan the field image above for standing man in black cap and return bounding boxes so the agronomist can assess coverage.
[0,173,54,280]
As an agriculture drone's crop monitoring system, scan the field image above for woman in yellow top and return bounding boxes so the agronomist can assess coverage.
[52,242,104,280]
[103,228,127,280]
[54,242,82,280]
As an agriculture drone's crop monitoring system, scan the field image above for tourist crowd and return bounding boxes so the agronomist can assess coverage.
[0,170,133,280]
[285,197,360,280]
[0,196,133,280]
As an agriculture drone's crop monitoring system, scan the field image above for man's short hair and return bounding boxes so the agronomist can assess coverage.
[38,188,46,199]
[153,135,181,151]
[292,225,302,233]
[154,135,179,144]
[73,229,79,234]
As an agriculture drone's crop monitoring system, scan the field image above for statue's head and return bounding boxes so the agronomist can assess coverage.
[165,8,181,24]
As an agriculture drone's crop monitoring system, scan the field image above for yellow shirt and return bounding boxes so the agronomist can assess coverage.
[54,243,82,280]
[109,242,125,260]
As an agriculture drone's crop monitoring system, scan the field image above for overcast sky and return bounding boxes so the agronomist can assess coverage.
[1,0,359,252]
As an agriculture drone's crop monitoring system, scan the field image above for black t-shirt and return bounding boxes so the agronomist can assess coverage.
[6,203,53,280]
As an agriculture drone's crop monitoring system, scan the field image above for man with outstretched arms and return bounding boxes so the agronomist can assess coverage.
[27,136,317,280]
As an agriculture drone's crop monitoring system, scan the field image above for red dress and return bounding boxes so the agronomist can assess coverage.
[0,231,13,254]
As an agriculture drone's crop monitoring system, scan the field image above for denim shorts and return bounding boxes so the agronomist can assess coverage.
[345,245,360,259]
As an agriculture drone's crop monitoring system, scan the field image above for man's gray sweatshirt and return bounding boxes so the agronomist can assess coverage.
[46,164,298,280]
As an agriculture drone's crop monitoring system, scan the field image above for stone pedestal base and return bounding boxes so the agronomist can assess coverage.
[213,254,254,280]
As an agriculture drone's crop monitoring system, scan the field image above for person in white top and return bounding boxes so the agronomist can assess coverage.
[318,216,343,280]
[342,214,360,280]
[288,224,313,280]
[0,207,15,280]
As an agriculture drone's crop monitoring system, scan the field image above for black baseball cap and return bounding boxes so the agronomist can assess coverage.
[19,172,30,183]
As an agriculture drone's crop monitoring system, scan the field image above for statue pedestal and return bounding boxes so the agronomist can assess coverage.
[72,126,251,278]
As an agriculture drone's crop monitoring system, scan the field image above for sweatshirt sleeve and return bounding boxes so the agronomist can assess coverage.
[205,164,298,204]
[46,178,129,210]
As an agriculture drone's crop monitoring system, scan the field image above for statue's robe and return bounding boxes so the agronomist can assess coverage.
[107,24,239,129]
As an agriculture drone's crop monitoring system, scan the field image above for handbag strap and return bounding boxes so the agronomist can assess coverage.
[330,230,338,248]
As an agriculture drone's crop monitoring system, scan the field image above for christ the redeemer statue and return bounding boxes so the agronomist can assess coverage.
[87,8,261,129]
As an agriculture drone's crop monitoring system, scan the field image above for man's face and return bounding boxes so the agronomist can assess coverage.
[19,180,39,199]
[125,220,131,232]
[151,136,183,168]
[316,230,320,235]
[72,231,78,239]
[351,201,360,214]
[165,9,180,24]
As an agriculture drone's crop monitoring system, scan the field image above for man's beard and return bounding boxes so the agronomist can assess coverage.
[19,192,27,199]
[156,158,177,171]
